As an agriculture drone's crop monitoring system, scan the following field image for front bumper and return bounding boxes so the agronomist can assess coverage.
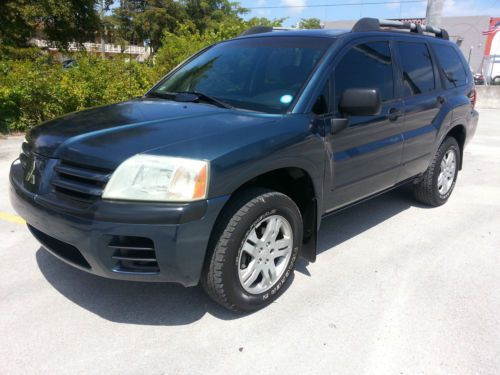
[10,161,228,287]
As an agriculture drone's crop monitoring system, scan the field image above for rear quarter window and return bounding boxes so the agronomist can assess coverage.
[433,44,468,87]
[396,42,436,97]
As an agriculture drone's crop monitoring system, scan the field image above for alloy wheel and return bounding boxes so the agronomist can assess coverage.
[437,149,457,195]
[238,215,293,294]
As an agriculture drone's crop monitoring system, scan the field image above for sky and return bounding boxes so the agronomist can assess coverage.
[239,0,500,27]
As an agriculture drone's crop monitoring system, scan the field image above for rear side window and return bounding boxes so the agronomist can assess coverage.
[397,42,435,96]
[334,41,394,111]
[433,44,468,87]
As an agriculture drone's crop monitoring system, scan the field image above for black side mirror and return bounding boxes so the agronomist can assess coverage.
[340,88,381,116]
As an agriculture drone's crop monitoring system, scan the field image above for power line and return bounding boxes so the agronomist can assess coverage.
[246,0,425,10]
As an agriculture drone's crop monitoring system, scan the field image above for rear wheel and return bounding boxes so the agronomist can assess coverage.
[201,188,302,312]
[413,137,460,206]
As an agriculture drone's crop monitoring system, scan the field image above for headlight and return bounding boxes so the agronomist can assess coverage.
[102,155,209,202]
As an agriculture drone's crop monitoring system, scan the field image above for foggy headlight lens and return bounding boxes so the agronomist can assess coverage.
[102,155,208,202]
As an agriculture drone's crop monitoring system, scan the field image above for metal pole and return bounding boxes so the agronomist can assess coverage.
[100,0,105,59]
[425,0,444,26]
[468,46,473,65]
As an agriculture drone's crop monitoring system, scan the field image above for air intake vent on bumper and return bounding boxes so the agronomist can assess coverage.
[108,236,159,274]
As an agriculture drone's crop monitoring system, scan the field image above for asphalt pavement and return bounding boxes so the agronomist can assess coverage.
[1,109,499,374]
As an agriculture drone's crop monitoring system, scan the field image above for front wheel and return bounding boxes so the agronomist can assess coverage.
[201,188,303,312]
[413,137,460,206]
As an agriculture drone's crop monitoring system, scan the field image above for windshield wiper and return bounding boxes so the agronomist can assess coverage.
[146,91,175,100]
[174,91,233,109]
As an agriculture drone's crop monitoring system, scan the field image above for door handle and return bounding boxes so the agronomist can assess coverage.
[437,95,446,105]
[388,108,403,122]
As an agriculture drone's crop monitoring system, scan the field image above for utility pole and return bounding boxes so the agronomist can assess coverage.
[425,0,444,26]
[100,0,105,59]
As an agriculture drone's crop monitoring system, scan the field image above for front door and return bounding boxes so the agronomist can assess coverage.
[322,40,405,211]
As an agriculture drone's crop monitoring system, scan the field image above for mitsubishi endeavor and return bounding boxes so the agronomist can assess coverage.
[10,18,479,312]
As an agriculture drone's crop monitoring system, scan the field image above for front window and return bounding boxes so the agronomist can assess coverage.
[334,41,394,112]
[151,37,333,113]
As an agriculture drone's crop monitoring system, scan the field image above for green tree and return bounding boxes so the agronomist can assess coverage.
[109,0,188,53]
[299,18,322,29]
[182,0,248,32]
[245,17,286,28]
[0,1,33,47]
[0,0,102,48]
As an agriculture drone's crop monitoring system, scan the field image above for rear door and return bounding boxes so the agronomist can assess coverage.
[394,40,445,180]
[322,39,405,210]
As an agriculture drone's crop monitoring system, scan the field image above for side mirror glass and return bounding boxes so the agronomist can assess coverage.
[340,88,381,116]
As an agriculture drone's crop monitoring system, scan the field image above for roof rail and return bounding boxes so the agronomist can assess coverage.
[352,17,449,40]
[238,26,292,37]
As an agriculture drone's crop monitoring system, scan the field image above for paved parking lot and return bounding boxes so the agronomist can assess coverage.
[1,109,499,375]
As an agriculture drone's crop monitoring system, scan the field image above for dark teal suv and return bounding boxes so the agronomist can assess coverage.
[10,18,479,312]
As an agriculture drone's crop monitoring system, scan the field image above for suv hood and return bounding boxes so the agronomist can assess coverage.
[27,98,281,169]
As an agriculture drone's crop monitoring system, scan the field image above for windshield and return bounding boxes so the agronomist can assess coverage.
[151,37,334,113]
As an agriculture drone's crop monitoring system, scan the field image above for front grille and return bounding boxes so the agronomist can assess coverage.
[52,160,112,203]
[109,236,160,274]
[28,225,91,269]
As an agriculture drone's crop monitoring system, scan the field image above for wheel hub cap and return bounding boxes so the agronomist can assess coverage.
[238,215,293,294]
[437,149,457,195]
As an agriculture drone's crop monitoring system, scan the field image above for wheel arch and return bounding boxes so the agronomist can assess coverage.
[445,124,466,170]
[207,167,320,265]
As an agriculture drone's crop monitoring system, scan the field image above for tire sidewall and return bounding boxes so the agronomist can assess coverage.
[433,138,460,204]
[219,194,302,311]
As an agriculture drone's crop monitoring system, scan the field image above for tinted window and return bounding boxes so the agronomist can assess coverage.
[334,41,394,112]
[397,42,435,96]
[153,37,330,113]
[433,44,468,87]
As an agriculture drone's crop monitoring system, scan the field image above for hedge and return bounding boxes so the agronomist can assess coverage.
[0,48,163,133]
[0,23,244,134]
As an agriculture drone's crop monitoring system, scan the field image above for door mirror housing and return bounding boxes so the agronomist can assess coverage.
[340,88,381,116]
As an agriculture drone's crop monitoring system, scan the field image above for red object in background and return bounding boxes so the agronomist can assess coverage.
[469,88,477,109]
[484,18,500,56]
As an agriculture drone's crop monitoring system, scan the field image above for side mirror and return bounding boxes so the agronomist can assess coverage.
[340,88,381,116]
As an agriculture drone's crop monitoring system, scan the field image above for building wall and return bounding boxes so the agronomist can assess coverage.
[324,16,493,72]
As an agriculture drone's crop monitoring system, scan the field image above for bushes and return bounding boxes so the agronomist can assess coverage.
[0,17,285,133]
[0,51,158,133]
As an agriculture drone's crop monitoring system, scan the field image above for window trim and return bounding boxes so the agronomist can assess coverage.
[311,79,333,117]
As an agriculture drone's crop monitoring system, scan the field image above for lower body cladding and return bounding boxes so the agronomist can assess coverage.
[9,163,229,287]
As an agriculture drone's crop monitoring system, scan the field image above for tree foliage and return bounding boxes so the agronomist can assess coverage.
[0,0,290,133]
[109,0,188,53]
[0,0,102,49]
[182,0,248,32]
[299,18,322,30]
[0,50,156,132]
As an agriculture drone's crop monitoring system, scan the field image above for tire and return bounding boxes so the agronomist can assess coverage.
[492,76,500,85]
[413,137,460,207]
[201,188,303,312]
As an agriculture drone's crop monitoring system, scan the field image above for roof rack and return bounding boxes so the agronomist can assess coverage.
[239,26,292,37]
[352,17,449,40]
